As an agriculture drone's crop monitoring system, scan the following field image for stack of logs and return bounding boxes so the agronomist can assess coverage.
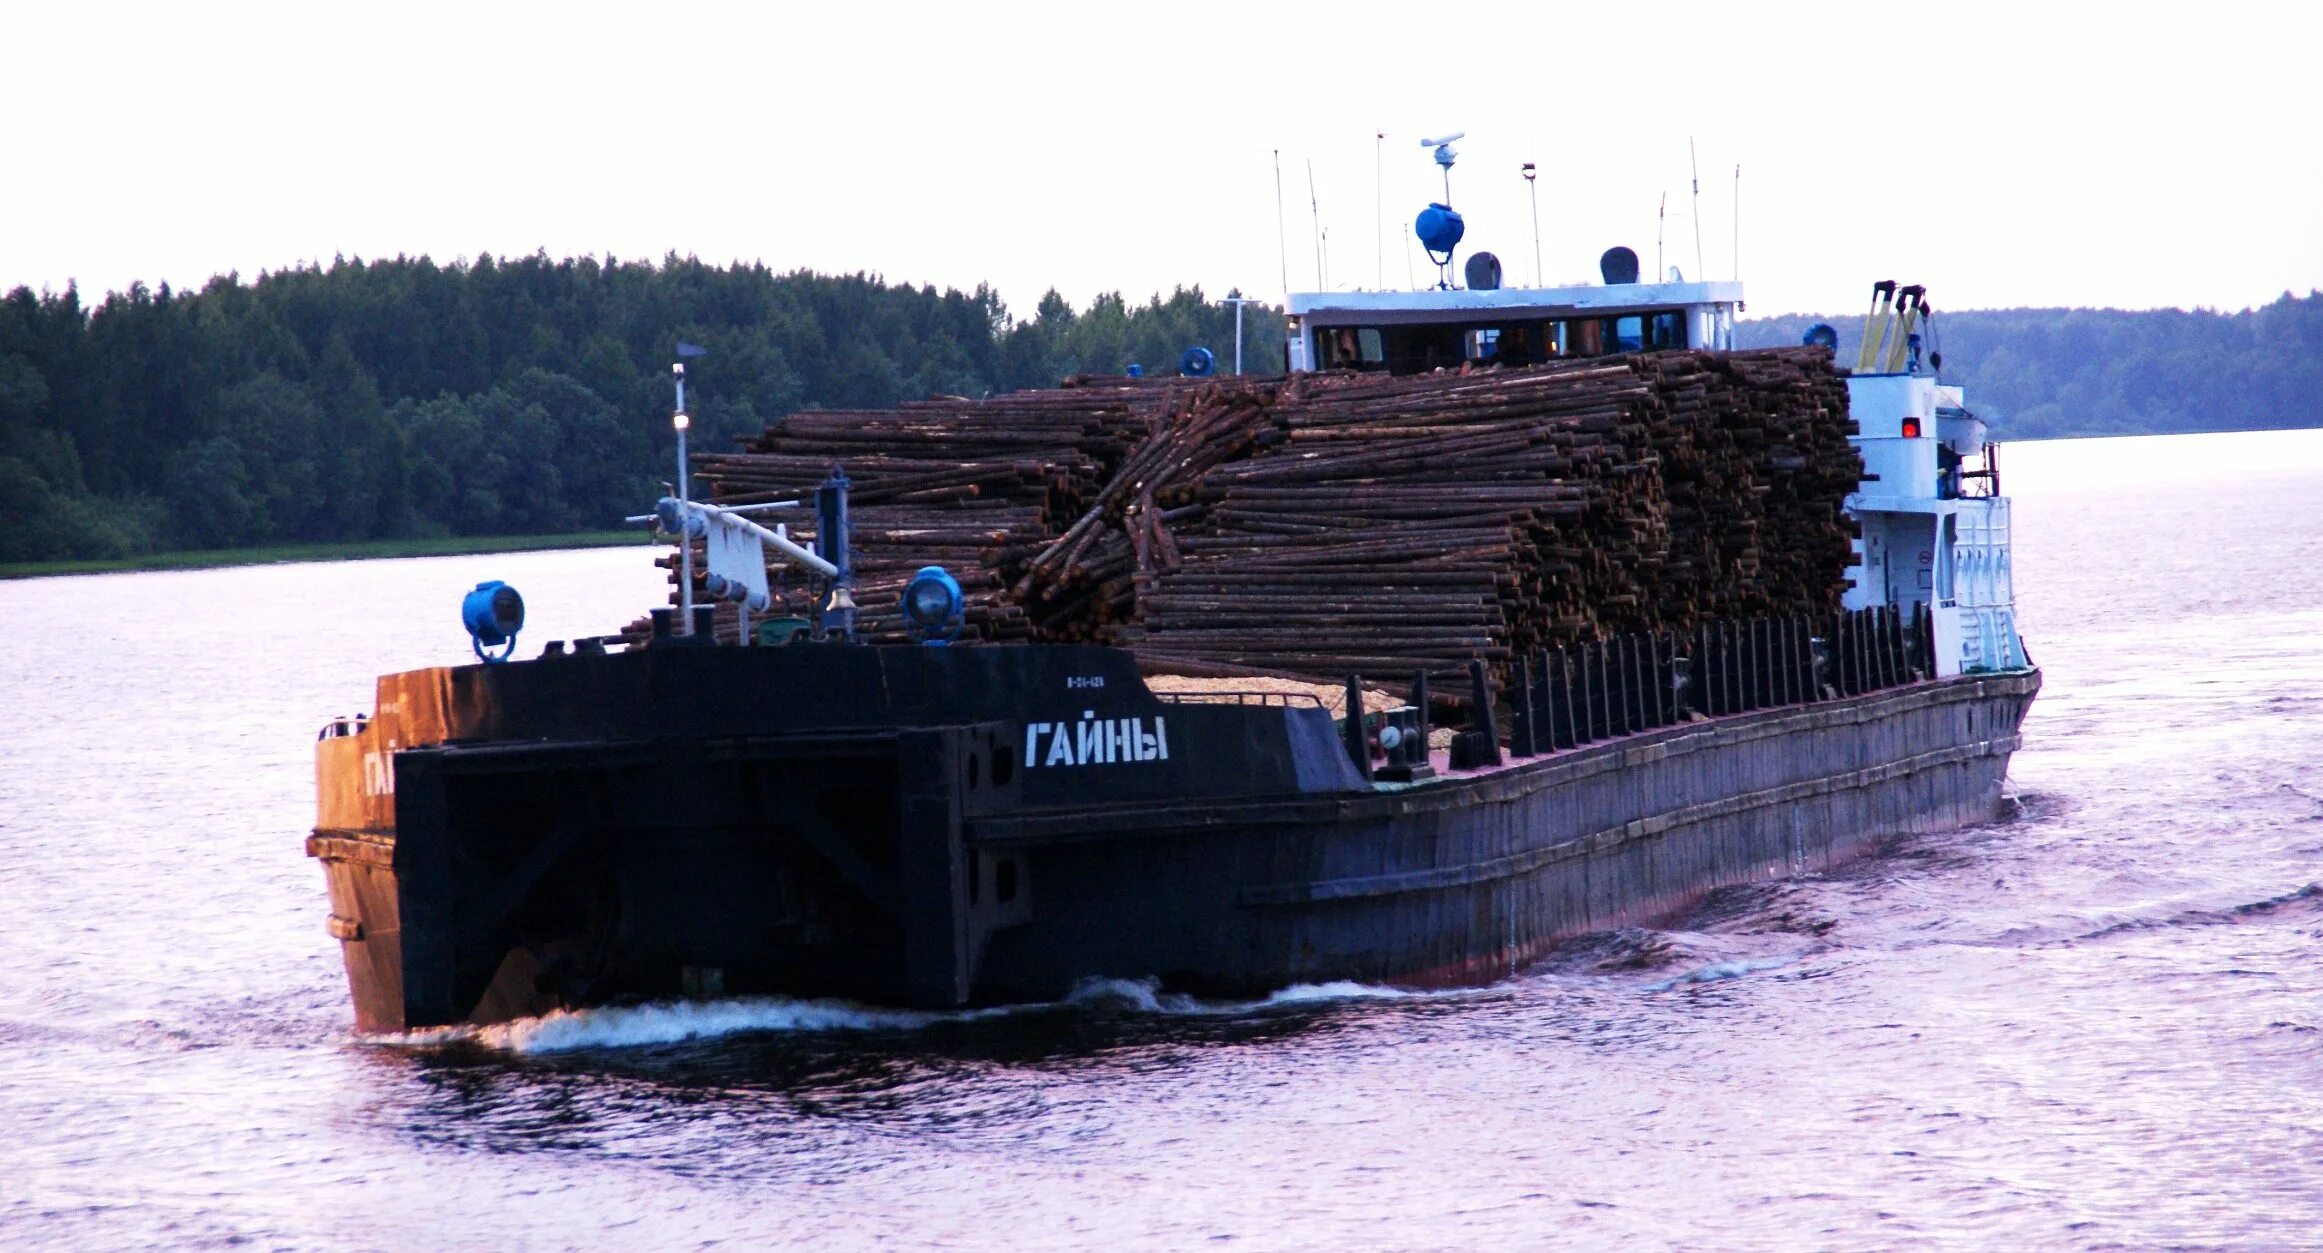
[675,377,1181,642]
[1107,359,1673,679]
[676,347,1862,694]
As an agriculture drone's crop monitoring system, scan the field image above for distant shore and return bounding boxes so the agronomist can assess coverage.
[0,530,650,580]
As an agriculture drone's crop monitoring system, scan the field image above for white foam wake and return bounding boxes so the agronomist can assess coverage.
[1640,953,1803,992]
[1060,975,1433,1016]
[371,976,1436,1055]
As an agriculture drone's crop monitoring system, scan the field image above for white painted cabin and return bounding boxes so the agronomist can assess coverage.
[1842,372,2025,676]
[1285,281,1742,374]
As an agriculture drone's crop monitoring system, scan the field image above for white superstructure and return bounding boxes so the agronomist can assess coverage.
[1282,265,2025,680]
[1841,360,2025,676]
[1285,278,1743,374]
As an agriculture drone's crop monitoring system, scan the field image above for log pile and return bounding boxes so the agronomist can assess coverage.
[671,348,1862,688]
[1109,359,1674,681]
[1638,351,1861,624]
[682,377,1185,641]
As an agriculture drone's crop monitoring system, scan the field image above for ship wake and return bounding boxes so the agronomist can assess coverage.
[372,977,1446,1055]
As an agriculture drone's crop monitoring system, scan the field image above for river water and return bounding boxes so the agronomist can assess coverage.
[4,428,2321,1249]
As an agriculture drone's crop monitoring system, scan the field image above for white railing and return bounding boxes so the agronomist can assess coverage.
[1938,498,2025,673]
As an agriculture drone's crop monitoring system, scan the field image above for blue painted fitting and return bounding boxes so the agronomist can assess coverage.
[1415,203,1465,255]
[902,565,965,644]
[461,580,524,663]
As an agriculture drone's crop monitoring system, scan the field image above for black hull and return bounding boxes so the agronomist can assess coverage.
[309,645,2036,1033]
[977,673,2032,995]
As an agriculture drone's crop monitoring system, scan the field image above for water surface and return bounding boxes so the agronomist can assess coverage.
[4,429,2321,1248]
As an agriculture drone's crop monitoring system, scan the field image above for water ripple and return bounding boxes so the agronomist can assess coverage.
[7,431,2323,1247]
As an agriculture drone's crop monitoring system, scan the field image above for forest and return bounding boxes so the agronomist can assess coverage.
[2,252,2316,563]
[1736,293,2323,440]
[0,255,1279,561]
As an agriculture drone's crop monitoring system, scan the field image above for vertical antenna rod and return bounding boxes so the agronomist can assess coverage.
[1375,131,1385,290]
[1657,193,1667,281]
[1307,158,1324,290]
[1274,150,1289,301]
[1732,163,1742,282]
[1689,138,1705,281]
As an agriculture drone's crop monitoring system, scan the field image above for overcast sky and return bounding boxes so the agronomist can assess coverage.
[7,2,2317,319]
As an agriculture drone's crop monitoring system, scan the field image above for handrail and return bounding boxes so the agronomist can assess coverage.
[1153,690,1327,709]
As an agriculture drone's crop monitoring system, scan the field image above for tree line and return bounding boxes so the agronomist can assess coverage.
[3,253,2316,564]
[0,255,1283,561]
[1736,292,2323,440]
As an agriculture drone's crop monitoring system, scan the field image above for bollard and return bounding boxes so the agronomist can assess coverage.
[1510,655,1538,756]
[1342,673,1373,781]
[1449,659,1503,770]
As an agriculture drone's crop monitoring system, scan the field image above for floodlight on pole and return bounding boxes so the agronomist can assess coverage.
[672,359,694,633]
[1220,295,1264,375]
[1522,162,1543,288]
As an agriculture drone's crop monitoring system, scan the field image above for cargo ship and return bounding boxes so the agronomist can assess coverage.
[309,164,2034,1034]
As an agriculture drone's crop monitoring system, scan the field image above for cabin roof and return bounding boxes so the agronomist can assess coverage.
[1288,280,1743,324]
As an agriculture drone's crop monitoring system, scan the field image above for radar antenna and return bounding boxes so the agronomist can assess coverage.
[1419,132,1464,203]
[1413,131,1467,289]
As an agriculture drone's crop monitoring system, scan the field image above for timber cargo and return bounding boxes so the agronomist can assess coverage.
[309,215,2036,1032]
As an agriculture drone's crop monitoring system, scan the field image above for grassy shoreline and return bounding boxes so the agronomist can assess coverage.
[0,530,651,580]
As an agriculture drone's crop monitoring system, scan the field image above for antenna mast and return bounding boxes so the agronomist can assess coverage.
[1732,163,1742,282]
[1657,192,1666,281]
[1689,137,1704,282]
[1274,150,1290,301]
[1307,159,1324,290]
[1375,131,1385,290]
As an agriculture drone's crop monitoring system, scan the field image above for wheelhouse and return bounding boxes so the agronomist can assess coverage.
[1285,280,1744,375]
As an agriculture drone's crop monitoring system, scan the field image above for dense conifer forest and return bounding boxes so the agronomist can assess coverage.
[1737,293,2323,440]
[2,252,2315,563]
[0,255,1279,561]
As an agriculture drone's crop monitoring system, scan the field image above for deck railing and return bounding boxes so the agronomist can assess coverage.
[1340,606,1937,773]
[1510,606,1933,753]
[1153,690,1328,709]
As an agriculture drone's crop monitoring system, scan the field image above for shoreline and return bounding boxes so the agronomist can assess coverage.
[0,530,650,581]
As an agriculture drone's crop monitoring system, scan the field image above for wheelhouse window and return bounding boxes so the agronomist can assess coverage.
[1316,326,1388,370]
[1314,308,1694,376]
[1591,311,1687,354]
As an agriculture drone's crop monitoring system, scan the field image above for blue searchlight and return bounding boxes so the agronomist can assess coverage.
[461,580,525,663]
[1416,203,1465,257]
[1416,202,1466,289]
[901,565,964,645]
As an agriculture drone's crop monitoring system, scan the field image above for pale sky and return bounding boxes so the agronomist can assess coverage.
[6,1,2318,320]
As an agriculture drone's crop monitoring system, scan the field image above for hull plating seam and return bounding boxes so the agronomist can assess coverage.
[1238,732,2020,905]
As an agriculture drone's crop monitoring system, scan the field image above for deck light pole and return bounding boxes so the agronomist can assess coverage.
[1523,162,1542,287]
[1221,295,1263,375]
[671,341,708,634]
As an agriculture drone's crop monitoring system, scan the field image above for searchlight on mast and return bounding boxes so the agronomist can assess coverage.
[1414,131,1466,289]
